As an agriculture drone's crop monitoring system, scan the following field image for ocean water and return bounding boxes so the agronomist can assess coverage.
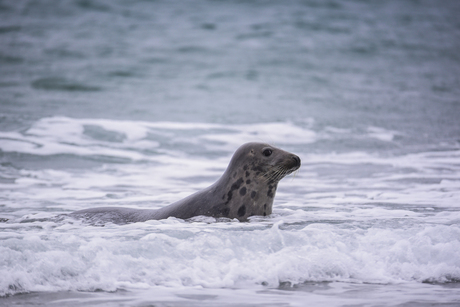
[1,0,460,306]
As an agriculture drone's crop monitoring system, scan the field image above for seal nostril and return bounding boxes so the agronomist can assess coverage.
[292,155,301,167]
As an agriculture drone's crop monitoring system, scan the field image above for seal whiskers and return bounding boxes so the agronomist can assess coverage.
[259,164,298,183]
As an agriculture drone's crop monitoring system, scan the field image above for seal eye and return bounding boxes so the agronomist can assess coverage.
[262,148,272,157]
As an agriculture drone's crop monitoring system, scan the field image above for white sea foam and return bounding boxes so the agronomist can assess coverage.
[367,126,398,142]
[1,117,460,300]
[0,117,314,161]
[1,216,459,297]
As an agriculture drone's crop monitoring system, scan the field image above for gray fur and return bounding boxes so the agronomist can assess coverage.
[71,142,300,223]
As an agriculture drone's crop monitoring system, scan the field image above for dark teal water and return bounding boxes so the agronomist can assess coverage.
[1,0,460,306]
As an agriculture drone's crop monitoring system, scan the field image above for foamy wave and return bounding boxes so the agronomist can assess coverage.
[0,117,317,160]
[1,219,459,296]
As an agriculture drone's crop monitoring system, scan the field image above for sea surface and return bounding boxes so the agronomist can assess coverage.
[1,0,460,306]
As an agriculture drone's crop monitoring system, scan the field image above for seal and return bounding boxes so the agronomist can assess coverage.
[71,142,301,223]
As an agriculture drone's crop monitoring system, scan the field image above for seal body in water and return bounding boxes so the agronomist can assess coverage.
[71,142,301,223]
